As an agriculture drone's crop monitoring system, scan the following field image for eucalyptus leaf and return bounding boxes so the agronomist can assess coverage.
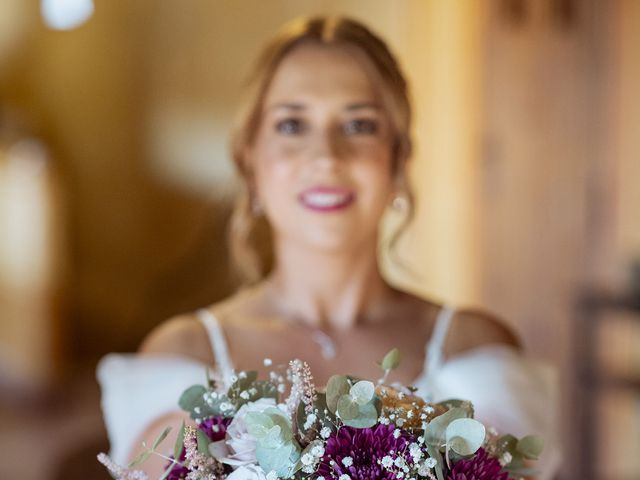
[424,407,467,447]
[436,399,474,418]
[246,412,273,440]
[496,434,518,453]
[178,385,207,412]
[381,348,401,371]
[445,418,485,455]
[256,442,300,478]
[337,395,359,421]
[246,407,294,448]
[350,380,375,405]
[178,384,223,419]
[426,445,445,480]
[342,402,378,428]
[326,375,351,413]
[517,435,544,460]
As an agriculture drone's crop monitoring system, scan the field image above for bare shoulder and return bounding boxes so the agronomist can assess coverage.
[138,312,214,364]
[446,306,522,356]
[388,288,440,325]
[138,287,258,362]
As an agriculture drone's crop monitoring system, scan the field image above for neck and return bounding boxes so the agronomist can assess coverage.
[265,237,395,331]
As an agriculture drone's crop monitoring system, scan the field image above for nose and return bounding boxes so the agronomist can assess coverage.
[309,126,341,168]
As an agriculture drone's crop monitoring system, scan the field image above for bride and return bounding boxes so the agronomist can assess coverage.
[98,16,559,479]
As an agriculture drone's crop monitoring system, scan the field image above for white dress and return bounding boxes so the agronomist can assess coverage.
[97,306,560,479]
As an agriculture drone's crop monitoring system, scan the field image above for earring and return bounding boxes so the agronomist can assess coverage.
[391,192,408,212]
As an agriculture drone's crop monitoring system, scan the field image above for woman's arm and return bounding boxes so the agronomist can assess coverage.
[123,315,216,476]
[125,410,194,477]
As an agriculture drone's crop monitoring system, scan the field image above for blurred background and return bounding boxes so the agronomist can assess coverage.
[0,1,638,479]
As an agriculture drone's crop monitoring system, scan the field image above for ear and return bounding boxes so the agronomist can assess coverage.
[392,160,408,192]
[241,145,261,203]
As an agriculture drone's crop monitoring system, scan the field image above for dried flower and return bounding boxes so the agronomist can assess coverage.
[182,426,225,479]
[376,385,445,429]
[97,453,148,480]
[285,360,316,417]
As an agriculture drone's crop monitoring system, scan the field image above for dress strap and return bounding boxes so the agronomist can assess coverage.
[424,304,456,376]
[196,309,235,388]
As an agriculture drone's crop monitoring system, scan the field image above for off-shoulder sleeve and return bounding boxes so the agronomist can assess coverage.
[96,353,212,464]
[428,345,561,480]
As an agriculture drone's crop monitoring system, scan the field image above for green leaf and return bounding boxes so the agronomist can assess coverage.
[127,449,151,468]
[293,439,324,473]
[425,407,467,447]
[381,348,401,371]
[342,402,378,428]
[159,463,175,480]
[496,434,518,452]
[337,395,359,420]
[326,375,351,413]
[152,426,172,450]
[256,443,299,478]
[178,385,207,411]
[205,367,217,390]
[436,399,475,418]
[174,421,185,461]
[196,429,210,456]
[350,381,375,405]
[505,466,540,477]
[426,445,445,480]
[311,393,338,430]
[495,433,524,467]
[445,418,485,455]
[517,435,544,460]
[229,370,258,393]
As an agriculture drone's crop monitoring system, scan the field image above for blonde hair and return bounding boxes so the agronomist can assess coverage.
[228,16,415,284]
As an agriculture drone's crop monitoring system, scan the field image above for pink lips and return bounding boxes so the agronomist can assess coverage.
[298,186,356,212]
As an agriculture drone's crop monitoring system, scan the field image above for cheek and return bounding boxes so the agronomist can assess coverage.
[253,148,298,206]
[351,151,395,204]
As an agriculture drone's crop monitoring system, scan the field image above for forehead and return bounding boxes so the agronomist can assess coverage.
[263,44,380,107]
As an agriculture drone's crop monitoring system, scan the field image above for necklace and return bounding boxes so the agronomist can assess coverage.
[263,282,339,360]
[310,328,337,360]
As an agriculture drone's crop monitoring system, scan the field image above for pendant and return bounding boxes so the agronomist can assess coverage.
[311,329,337,360]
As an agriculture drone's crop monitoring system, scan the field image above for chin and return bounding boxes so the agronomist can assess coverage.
[297,228,375,254]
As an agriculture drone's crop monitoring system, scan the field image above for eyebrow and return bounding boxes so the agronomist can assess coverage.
[267,101,381,112]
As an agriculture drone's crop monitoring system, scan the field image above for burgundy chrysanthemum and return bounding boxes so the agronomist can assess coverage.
[447,448,509,480]
[317,424,415,480]
[199,415,232,442]
[165,416,231,479]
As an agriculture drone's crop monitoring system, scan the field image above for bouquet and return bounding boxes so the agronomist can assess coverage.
[98,349,543,480]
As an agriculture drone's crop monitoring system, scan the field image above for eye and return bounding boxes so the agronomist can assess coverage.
[343,119,379,135]
[275,118,306,135]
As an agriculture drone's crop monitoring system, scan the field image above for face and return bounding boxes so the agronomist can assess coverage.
[248,44,396,254]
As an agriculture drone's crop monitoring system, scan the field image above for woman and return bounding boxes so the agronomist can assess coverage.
[98,16,558,478]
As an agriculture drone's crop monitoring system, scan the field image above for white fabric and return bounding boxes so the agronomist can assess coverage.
[423,304,456,378]
[197,309,235,388]
[414,344,561,480]
[98,307,560,479]
[96,353,212,465]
